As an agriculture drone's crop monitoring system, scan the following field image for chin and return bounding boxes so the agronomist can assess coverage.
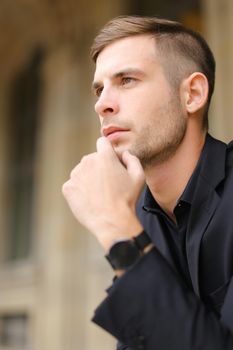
[113,146,124,160]
[112,143,129,159]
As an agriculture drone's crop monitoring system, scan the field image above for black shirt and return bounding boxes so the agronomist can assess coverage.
[140,145,205,290]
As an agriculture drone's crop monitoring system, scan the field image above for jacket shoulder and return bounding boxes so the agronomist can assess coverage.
[226,140,233,168]
[227,140,233,151]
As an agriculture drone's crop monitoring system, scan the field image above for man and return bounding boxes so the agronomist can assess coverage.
[62,16,233,349]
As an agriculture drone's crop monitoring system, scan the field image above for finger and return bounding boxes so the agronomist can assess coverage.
[96,136,116,155]
[121,150,145,185]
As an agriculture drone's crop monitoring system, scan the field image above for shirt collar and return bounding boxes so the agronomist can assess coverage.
[143,135,209,212]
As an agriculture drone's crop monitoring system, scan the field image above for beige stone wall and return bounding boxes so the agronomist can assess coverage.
[32,45,115,350]
[202,0,233,142]
[1,1,233,349]
[0,1,128,349]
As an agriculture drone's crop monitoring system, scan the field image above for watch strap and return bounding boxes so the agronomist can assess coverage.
[133,230,151,251]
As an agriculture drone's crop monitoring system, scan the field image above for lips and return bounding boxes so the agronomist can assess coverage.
[102,126,129,138]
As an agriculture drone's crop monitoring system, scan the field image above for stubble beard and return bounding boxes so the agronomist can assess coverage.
[129,99,187,169]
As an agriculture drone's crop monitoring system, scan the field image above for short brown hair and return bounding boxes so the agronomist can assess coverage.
[91,15,216,129]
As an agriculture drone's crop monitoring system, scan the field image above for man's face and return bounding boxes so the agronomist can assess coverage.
[93,35,187,168]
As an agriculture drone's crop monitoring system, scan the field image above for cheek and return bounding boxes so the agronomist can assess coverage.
[122,85,171,124]
[128,91,158,115]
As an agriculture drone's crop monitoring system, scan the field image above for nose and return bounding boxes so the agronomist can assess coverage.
[94,88,119,118]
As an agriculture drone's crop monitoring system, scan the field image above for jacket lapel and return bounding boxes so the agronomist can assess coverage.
[186,135,227,296]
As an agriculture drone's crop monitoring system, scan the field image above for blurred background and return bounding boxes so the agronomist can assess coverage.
[0,0,232,349]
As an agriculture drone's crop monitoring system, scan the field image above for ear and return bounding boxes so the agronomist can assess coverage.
[182,72,209,114]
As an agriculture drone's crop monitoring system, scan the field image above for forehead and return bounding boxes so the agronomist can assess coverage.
[94,35,159,79]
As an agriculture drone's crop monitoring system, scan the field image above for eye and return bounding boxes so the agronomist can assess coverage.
[95,86,103,98]
[122,77,135,85]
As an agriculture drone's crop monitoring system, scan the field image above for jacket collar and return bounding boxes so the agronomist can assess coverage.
[186,134,227,295]
[140,134,227,295]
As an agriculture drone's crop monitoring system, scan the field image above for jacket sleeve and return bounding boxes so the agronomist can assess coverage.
[92,248,233,350]
[116,340,131,350]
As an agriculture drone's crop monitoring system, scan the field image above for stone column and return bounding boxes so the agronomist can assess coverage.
[0,81,10,261]
[33,41,115,349]
[202,0,233,142]
[33,45,91,350]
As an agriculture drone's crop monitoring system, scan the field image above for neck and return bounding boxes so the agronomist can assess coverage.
[145,128,206,218]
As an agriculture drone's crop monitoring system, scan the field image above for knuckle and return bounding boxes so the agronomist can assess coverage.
[70,162,82,178]
[80,153,96,165]
[70,168,77,178]
[62,181,70,196]
[81,155,89,163]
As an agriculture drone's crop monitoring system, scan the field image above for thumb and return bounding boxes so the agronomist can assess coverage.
[96,136,116,155]
[121,150,145,187]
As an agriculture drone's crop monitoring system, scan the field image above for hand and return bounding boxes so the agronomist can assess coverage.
[62,137,145,251]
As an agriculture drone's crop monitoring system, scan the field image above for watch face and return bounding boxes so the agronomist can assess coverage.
[107,240,141,270]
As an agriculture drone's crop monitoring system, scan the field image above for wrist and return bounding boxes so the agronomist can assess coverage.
[105,230,153,271]
[94,210,143,252]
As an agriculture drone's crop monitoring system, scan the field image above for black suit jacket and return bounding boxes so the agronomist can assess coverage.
[92,135,233,349]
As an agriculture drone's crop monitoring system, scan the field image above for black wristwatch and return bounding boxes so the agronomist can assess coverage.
[105,230,152,270]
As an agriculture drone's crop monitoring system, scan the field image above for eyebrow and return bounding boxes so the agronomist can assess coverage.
[92,68,145,91]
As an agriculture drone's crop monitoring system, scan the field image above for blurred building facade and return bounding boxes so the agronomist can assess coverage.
[0,0,232,349]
